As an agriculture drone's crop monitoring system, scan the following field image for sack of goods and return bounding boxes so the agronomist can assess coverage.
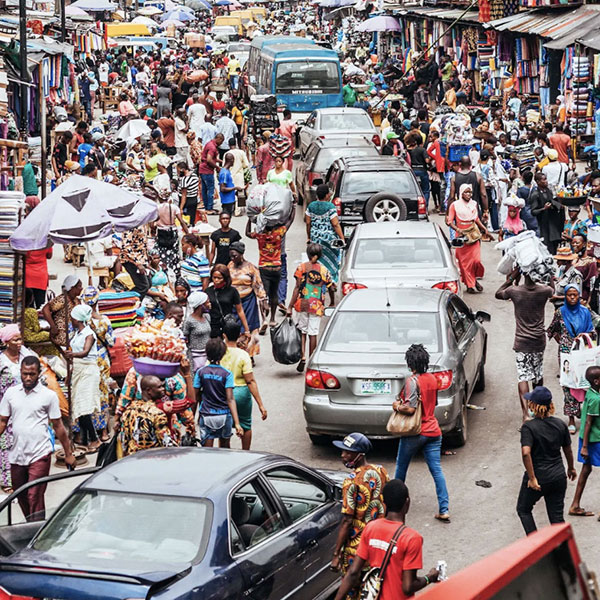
[247,183,293,233]
[270,318,302,365]
[496,230,554,283]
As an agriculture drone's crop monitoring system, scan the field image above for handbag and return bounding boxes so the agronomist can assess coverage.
[359,525,406,600]
[560,333,599,389]
[386,376,422,436]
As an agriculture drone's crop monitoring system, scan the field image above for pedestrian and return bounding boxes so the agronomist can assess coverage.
[287,243,335,372]
[198,132,224,215]
[330,432,389,582]
[180,233,211,291]
[517,386,576,534]
[182,291,212,373]
[529,172,564,255]
[406,134,431,210]
[65,304,101,453]
[206,264,250,339]
[25,244,52,310]
[215,112,239,159]
[445,184,488,294]
[448,156,489,220]
[194,337,244,448]
[255,131,274,185]
[0,355,76,520]
[547,284,595,433]
[393,344,450,523]
[569,366,600,517]
[219,152,242,216]
[277,109,297,170]
[549,124,571,165]
[209,211,242,267]
[542,149,568,190]
[42,275,83,348]
[306,184,346,283]
[495,266,554,422]
[221,319,267,450]
[267,155,296,199]
[178,160,200,225]
[334,479,440,600]
[119,375,176,456]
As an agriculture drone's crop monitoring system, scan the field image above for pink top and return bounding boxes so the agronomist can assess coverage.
[157,202,180,228]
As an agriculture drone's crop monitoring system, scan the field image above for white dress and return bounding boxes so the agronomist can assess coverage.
[70,326,101,421]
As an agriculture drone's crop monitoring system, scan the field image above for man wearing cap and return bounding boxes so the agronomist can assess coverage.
[517,386,576,534]
[381,131,403,157]
[331,433,389,581]
[542,149,568,189]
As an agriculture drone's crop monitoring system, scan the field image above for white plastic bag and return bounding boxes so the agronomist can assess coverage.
[247,183,293,233]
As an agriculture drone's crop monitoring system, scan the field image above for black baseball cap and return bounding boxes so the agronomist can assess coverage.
[524,386,552,406]
[332,433,372,454]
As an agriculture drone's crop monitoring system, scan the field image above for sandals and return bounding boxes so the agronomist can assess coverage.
[475,282,483,292]
[569,508,595,517]
[258,323,268,336]
[435,513,451,523]
[466,287,478,294]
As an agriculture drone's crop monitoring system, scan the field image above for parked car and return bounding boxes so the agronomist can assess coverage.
[339,221,461,296]
[297,107,380,155]
[303,288,489,447]
[0,448,344,600]
[295,137,379,205]
[326,156,427,237]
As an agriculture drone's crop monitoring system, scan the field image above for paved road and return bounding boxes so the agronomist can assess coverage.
[38,206,600,576]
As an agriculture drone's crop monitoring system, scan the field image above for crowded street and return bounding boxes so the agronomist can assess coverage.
[0,0,599,597]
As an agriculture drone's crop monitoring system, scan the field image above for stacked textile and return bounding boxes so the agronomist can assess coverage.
[570,56,591,134]
[512,142,536,169]
[0,193,23,324]
[98,290,140,329]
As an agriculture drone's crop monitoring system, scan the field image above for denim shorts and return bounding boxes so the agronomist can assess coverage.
[199,413,233,444]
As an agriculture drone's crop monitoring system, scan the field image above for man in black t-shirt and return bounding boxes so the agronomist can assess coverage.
[517,386,576,535]
[209,212,241,266]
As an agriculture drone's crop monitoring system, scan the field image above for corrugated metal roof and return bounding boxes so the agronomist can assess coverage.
[391,6,480,23]
[576,29,600,51]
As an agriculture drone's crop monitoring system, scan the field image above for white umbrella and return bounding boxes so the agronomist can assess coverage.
[162,18,186,27]
[65,5,92,18]
[131,15,158,26]
[70,0,118,10]
[138,6,162,15]
[116,119,151,140]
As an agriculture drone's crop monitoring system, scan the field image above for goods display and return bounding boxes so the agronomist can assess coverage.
[98,289,140,329]
[124,318,186,362]
[556,183,588,207]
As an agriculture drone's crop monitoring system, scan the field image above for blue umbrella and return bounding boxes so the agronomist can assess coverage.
[215,0,232,5]
[161,8,194,20]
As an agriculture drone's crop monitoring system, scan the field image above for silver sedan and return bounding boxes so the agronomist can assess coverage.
[339,221,462,297]
[303,288,489,446]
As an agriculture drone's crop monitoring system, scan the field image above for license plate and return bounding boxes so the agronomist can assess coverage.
[360,379,391,395]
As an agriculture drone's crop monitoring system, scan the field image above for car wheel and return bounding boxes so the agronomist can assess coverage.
[309,433,330,446]
[364,193,408,223]
[446,401,467,447]
[474,362,485,393]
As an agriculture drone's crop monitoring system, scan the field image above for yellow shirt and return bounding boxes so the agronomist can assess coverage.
[221,346,252,387]
[232,106,244,126]
[228,59,241,76]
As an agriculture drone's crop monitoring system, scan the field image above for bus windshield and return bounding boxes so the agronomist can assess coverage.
[275,61,339,94]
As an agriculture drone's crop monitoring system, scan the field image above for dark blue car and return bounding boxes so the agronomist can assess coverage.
[0,447,345,599]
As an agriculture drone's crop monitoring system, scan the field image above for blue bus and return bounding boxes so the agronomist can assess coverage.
[248,42,343,114]
[248,35,316,73]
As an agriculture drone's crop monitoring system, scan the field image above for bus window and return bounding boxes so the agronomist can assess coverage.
[275,61,339,94]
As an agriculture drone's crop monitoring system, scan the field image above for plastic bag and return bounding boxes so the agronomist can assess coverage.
[247,183,293,233]
[271,318,302,365]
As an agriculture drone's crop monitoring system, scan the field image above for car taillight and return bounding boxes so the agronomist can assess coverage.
[417,196,426,215]
[432,281,459,294]
[0,588,38,600]
[372,134,380,146]
[332,197,341,215]
[306,369,340,390]
[308,171,321,185]
[432,370,453,391]
[342,282,367,296]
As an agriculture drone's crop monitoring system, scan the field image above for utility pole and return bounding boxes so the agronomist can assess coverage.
[61,0,66,41]
[18,0,27,134]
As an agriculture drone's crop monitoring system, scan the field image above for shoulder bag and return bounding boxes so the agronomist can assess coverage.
[386,375,422,436]
[359,524,406,600]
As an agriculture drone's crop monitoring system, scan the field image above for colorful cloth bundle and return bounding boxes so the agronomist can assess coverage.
[98,290,140,329]
[268,134,292,159]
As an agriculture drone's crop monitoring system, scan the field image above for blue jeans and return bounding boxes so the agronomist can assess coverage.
[395,435,449,514]
[200,173,215,211]
[278,252,288,304]
[412,168,431,206]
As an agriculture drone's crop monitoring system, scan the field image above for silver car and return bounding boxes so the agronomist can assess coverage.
[339,222,462,297]
[298,107,380,155]
[303,288,489,446]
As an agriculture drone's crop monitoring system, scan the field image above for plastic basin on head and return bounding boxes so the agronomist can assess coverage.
[132,357,181,379]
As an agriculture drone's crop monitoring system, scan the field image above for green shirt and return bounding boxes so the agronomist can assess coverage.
[144,153,164,182]
[267,168,292,187]
[343,84,356,106]
[580,388,600,443]
[22,162,38,196]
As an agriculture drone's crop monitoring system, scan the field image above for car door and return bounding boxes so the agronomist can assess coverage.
[447,296,479,395]
[229,477,305,600]
[261,466,340,600]
[299,112,317,154]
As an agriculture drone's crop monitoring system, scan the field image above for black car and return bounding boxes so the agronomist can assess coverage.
[326,156,428,237]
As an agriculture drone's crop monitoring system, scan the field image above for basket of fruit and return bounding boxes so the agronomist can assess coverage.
[556,186,588,207]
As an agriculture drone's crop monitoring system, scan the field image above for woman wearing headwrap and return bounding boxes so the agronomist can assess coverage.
[446,184,489,294]
[548,284,596,434]
[182,291,212,372]
[42,275,83,348]
[125,138,144,181]
[66,304,101,452]
[0,324,37,491]
[228,241,267,358]
[499,195,527,241]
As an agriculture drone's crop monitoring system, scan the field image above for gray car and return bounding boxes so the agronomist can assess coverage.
[339,222,462,297]
[303,288,489,447]
[297,107,380,155]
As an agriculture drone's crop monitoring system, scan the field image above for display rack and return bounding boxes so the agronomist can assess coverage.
[0,191,24,325]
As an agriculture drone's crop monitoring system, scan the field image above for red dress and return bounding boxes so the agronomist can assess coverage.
[25,248,52,290]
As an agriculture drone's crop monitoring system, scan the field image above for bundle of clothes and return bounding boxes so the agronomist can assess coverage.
[496,229,555,284]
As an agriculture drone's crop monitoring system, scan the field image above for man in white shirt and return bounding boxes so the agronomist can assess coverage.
[188,94,207,138]
[0,356,75,520]
[542,149,568,190]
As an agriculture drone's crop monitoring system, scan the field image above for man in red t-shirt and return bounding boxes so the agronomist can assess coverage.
[157,111,176,149]
[549,124,571,165]
[198,133,224,214]
[335,479,440,600]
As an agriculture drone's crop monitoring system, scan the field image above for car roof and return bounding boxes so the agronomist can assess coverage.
[307,137,376,150]
[336,288,447,313]
[82,447,285,498]
[353,221,440,239]
[336,156,410,172]
[313,107,370,115]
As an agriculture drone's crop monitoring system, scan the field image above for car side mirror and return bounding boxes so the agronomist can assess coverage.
[451,238,465,248]
[297,120,306,127]
[324,307,335,318]
[475,310,491,323]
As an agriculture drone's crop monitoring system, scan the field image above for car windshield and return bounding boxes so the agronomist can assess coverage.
[314,147,376,172]
[275,61,340,93]
[323,311,440,353]
[32,490,211,571]
[320,113,372,130]
[228,44,249,53]
[353,237,446,270]
[342,171,417,195]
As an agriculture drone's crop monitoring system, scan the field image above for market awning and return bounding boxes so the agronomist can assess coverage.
[392,6,480,24]
[544,16,600,49]
[576,29,600,51]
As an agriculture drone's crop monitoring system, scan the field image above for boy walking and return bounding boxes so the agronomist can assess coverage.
[569,365,600,517]
[194,337,244,447]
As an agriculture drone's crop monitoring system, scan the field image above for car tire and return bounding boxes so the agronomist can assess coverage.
[309,433,330,446]
[446,401,467,447]
[364,193,408,223]
[473,362,485,393]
